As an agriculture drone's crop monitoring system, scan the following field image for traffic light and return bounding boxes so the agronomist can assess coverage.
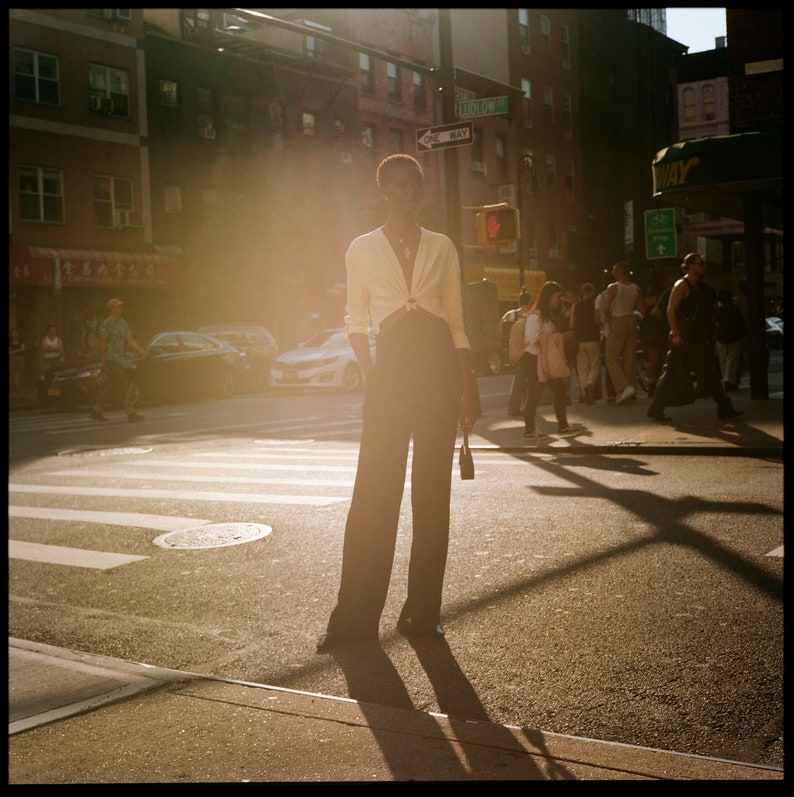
[476,206,520,245]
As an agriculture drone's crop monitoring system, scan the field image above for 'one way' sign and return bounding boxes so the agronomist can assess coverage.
[416,121,473,152]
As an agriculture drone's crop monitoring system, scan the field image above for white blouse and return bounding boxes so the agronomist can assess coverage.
[344,227,470,350]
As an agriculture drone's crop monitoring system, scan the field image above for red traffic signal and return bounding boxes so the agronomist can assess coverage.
[476,206,520,245]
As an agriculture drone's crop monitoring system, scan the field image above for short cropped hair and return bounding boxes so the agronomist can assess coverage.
[376,153,424,189]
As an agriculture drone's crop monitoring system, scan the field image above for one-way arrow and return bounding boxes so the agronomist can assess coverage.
[416,121,473,151]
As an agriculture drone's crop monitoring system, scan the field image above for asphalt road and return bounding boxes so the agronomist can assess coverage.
[8,374,784,767]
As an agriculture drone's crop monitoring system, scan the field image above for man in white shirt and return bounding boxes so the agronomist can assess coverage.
[602,261,644,404]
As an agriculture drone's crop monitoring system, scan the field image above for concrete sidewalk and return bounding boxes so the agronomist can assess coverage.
[7,638,784,782]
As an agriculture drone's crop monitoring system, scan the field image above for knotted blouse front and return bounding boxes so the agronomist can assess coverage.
[344,226,470,350]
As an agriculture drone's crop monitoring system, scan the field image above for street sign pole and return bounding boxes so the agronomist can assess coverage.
[438,8,462,268]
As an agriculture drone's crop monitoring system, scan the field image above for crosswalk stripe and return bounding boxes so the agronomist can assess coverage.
[45,469,356,488]
[8,506,212,531]
[8,484,347,506]
[8,540,147,569]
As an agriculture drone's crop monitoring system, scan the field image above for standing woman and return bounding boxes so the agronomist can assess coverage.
[520,281,581,439]
[317,154,478,652]
[9,328,27,400]
[40,323,65,371]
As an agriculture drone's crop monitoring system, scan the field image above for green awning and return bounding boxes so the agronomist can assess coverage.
[652,130,782,229]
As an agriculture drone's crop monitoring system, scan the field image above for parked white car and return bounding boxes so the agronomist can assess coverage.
[270,328,376,391]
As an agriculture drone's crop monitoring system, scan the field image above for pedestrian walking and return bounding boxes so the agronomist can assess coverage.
[640,270,670,399]
[91,298,147,423]
[602,261,644,404]
[317,153,478,652]
[520,280,582,439]
[9,328,27,401]
[501,289,532,415]
[570,282,602,404]
[715,288,748,391]
[647,253,743,422]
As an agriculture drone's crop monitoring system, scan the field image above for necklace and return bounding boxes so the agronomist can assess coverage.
[397,229,420,260]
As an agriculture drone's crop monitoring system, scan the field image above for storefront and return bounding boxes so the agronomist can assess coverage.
[9,246,181,378]
[651,129,783,399]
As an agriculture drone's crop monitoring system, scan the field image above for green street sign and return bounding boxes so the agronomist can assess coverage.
[645,208,677,259]
[457,95,509,118]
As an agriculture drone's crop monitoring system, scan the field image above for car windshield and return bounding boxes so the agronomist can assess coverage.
[303,330,348,348]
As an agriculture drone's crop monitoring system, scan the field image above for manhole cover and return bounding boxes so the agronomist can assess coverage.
[58,446,153,457]
[153,523,272,550]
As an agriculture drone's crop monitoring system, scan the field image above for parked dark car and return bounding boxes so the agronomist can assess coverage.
[196,324,278,392]
[37,331,248,410]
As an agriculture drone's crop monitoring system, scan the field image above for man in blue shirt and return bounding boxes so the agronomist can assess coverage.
[91,298,147,422]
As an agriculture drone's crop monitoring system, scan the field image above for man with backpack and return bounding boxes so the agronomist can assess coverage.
[502,289,532,416]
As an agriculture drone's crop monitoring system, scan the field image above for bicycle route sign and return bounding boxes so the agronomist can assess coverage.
[416,121,473,152]
[644,208,677,259]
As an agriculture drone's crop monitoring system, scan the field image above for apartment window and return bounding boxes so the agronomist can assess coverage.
[518,8,530,54]
[14,49,60,105]
[164,184,183,214]
[543,85,554,124]
[540,15,551,52]
[19,165,64,223]
[413,71,426,110]
[386,62,401,100]
[359,53,375,94]
[545,153,556,189]
[157,78,179,132]
[562,92,573,139]
[197,86,216,140]
[560,25,570,69]
[565,159,575,201]
[472,126,484,162]
[181,8,210,37]
[302,111,316,136]
[93,174,133,228]
[683,87,696,122]
[388,128,403,154]
[87,9,132,22]
[495,134,508,179]
[702,83,715,121]
[521,79,532,127]
[89,63,129,118]
[361,123,375,149]
[548,222,559,258]
[304,19,330,59]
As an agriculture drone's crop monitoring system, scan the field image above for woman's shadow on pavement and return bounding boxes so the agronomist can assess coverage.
[330,638,575,780]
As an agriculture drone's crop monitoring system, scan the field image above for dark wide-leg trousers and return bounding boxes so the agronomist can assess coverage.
[325,311,462,638]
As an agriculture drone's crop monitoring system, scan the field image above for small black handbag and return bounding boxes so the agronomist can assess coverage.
[459,428,474,480]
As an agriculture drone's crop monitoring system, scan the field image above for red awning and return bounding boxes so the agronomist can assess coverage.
[9,246,181,289]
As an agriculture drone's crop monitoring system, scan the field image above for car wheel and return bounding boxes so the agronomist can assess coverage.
[341,362,363,391]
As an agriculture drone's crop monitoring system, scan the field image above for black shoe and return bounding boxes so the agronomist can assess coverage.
[717,408,744,420]
[90,410,108,422]
[128,412,144,422]
[396,618,445,640]
[647,406,671,422]
[316,630,377,653]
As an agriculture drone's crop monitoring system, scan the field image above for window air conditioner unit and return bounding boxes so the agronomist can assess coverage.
[471,161,488,175]
[200,125,216,140]
[114,210,142,228]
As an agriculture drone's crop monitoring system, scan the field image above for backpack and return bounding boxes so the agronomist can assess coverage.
[508,314,528,365]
